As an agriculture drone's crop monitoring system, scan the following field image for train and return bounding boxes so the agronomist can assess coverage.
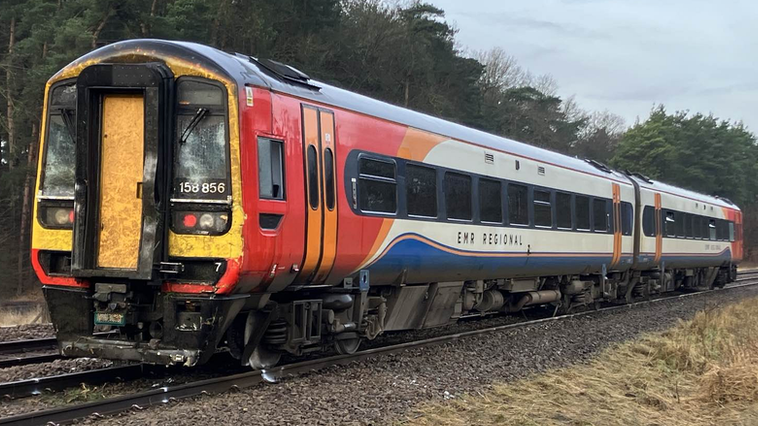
[31,40,743,368]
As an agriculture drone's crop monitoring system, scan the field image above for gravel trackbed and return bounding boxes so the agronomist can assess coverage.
[60,285,758,426]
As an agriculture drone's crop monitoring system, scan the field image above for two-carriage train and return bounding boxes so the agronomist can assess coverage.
[31,40,742,368]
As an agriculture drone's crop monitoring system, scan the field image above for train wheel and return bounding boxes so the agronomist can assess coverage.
[249,345,281,370]
[334,337,361,355]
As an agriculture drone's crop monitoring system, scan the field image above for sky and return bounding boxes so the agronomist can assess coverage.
[431,0,758,130]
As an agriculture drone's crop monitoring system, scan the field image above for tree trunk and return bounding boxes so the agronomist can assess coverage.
[6,16,15,168]
[92,7,114,48]
[17,122,39,296]
[141,0,159,37]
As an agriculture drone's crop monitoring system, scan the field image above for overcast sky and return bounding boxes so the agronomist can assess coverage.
[432,0,757,131]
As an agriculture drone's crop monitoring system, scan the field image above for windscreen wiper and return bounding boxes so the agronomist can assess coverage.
[61,108,76,143]
[179,108,209,143]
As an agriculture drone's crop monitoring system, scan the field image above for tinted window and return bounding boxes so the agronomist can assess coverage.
[307,146,319,209]
[621,202,633,236]
[324,148,335,210]
[534,190,552,227]
[683,213,692,238]
[717,219,728,241]
[693,215,701,239]
[508,184,529,225]
[676,212,685,237]
[406,164,437,217]
[593,199,608,232]
[258,138,285,200]
[479,178,502,223]
[729,221,735,242]
[665,211,676,237]
[576,195,590,230]
[708,218,716,240]
[642,206,655,237]
[445,172,472,220]
[360,159,394,179]
[556,192,572,229]
[359,157,396,213]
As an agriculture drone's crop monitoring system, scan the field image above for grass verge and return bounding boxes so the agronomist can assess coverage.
[0,307,45,327]
[407,297,758,426]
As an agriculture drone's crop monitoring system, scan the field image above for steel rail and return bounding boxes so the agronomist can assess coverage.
[0,338,57,356]
[0,354,62,370]
[0,364,164,400]
[2,278,758,426]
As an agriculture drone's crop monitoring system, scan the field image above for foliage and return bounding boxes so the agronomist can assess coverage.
[612,106,758,208]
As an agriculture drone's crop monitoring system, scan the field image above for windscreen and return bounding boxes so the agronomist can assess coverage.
[173,79,230,201]
[40,83,77,198]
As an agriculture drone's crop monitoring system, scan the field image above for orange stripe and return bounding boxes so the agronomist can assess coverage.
[654,193,663,264]
[313,111,337,283]
[610,183,621,268]
[297,106,322,281]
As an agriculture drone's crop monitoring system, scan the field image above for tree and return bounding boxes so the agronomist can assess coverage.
[611,105,758,207]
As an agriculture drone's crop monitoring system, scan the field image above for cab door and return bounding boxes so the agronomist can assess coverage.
[297,105,338,284]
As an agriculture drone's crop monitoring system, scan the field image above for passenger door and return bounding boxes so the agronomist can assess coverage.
[297,105,338,284]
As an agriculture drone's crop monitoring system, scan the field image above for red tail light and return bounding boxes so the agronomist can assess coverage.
[183,213,198,228]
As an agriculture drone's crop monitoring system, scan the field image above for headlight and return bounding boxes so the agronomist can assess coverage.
[172,210,230,235]
[39,204,74,228]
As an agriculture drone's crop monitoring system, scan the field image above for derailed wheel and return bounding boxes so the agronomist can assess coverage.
[334,337,361,355]
[249,345,281,369]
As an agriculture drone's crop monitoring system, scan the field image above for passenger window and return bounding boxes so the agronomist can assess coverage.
[593,198,608,232]
[621,202,633,236]
[665,211,676,237]
[676,212,685,237]
[445,172,472,220]
[693,215,701,239]
[534,190,552,227]
[358,157,396,213]
[642,206,655,237]
[708,219,716,241]
[508,183,529,225]
[257,138,285,200]
[683,213,691,238]
[729,222,735,242]
[717,220,728,241]
[479,178,502,223]
[576,195,591,230]
[406,164,437,217]
[556,192,572,229]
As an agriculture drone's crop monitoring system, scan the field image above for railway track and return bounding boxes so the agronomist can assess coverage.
[2,274,757,426]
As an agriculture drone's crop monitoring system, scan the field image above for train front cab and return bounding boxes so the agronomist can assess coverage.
[31,50,247,366]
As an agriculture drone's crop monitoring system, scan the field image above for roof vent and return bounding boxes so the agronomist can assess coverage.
[240,54,320,90]
[537,166,545,176]
[585,159,611,173]
[484,152,494,164]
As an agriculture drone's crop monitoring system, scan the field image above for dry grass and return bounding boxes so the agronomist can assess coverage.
[0,306,46,327]
[407,297,758,426]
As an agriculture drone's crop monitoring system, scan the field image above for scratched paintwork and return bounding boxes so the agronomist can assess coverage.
[32,45,245,264]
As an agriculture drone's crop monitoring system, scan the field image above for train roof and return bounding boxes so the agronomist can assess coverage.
[56,39,739,210]
[630,175,738,210]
